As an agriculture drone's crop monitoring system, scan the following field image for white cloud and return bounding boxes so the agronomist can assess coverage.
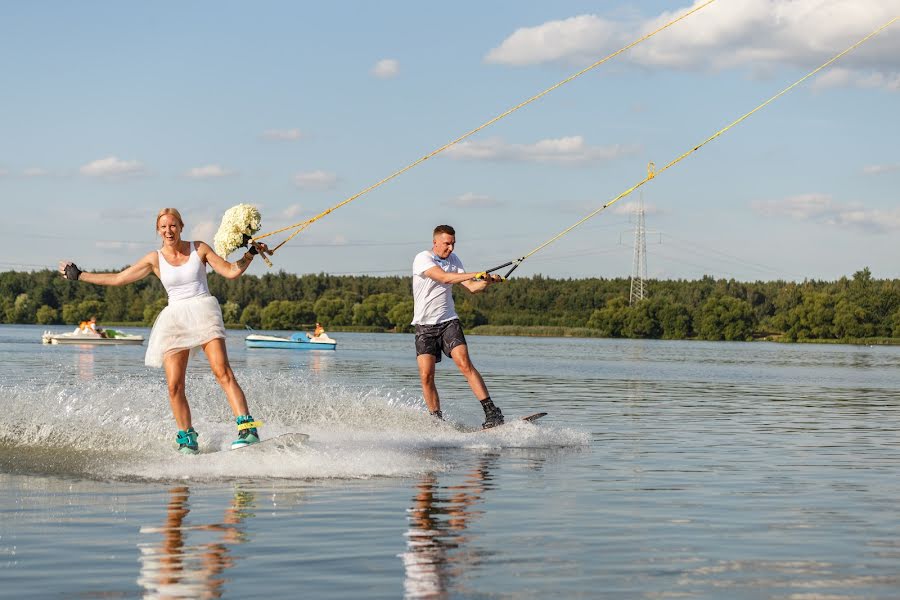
[752,193,900,232]
[189,220,217,244]
[813,66,900,91]
[445,192,504,208]
[486,14,625,66]
[281,204,306,219]
[372,58,400,79]
[23,167,50,177]
[184,164,235,179]
[261,128,303,141]
[863,163,900,175]
[611,200,661,216]
[445,135,637,164]
[80,156,145,178]
[486,1,900,90]
[293,170,338,189]
[810,67,854,91]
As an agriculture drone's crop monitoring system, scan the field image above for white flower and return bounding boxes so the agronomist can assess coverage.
[214,204,262,257]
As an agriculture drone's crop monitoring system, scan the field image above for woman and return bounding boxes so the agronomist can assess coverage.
[59,208,270,455]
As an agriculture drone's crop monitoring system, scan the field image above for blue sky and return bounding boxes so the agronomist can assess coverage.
[2,1,898,282]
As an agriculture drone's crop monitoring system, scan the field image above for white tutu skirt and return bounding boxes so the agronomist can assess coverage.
[145,294,226,368]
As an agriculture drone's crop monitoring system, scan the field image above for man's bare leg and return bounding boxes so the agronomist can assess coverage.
[417,354,441,413]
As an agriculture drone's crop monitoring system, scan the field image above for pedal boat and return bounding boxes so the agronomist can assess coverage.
[245,332,337,350]
[42,329,145,345]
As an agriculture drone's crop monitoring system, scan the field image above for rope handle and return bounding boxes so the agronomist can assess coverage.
[476,259,524,280]
[250,239,273,268]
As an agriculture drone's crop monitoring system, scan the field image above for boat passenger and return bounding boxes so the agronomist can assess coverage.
[86,316,106,337]
[58,207,271,454]
[411,224,504,428]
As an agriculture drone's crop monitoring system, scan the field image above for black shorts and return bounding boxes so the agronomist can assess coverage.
[414,319,467,363]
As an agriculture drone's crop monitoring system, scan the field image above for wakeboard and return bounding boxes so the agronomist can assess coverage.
[227,432,309,451]
[471,412,547,433]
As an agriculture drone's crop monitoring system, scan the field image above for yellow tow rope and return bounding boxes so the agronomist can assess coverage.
[482,15,899,279]
[252,0,719,252]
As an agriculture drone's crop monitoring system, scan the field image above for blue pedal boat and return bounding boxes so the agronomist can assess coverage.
[245,332,337,350]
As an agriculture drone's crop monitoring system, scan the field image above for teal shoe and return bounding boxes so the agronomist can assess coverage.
[232,415,261,449]
[177,428,199,455]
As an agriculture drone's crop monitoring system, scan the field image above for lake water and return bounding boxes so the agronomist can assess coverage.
[2,324,900,599]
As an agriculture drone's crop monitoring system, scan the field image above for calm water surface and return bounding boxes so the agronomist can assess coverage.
[2,324,900,598]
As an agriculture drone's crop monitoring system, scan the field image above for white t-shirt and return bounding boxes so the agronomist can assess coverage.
[411,250,464,325]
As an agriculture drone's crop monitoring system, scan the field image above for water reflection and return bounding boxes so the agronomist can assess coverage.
[77,349,95,381]
[137,486,256,598]
[401,454,499,599]
[308,351,327,375]
[242,345,333,376]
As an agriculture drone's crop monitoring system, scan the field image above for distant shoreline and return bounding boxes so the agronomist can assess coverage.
[76,322,900,346]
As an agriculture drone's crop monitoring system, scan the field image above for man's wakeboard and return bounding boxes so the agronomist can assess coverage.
[470,412,547,433]
[228,432,309,451]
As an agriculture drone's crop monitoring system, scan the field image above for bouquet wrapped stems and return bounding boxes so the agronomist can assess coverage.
[214,204,272,268]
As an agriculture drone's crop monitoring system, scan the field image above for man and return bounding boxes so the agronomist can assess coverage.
[412,224,504,428]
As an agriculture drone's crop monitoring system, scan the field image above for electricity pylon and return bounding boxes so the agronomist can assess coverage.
[629,190,648,305]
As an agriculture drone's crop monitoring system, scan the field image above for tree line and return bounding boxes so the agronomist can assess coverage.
[3,267,899,343]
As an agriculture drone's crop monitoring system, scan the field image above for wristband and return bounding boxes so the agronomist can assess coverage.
[64,263,82,281]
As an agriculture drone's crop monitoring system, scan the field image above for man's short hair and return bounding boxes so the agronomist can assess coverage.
[433,224,455,237]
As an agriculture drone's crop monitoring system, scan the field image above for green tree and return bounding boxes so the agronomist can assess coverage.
[783,291,835,341]
[696,295,755,341]
[587,297,629,337]
[222,301,240,324]
[240,304,262,329]
[61,303,79,325]
[456,298,487,330]
[0,296,12,324]
[58,299,104,325]
[35,305,59,325]
[127,296,147,322]
[6,293,36,324]
[622,299,661,338]
[833,297,870,339]
[387,299,414,332]
[352,293,402,328]
[143,298,168,326]
[313,295,353,326]
[261,300,315,330]
[657,300,692,339]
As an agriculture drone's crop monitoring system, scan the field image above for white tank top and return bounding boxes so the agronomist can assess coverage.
[158,242,211,302]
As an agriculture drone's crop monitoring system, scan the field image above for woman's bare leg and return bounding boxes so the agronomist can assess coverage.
[163,349,193,430]
[202,337,250,416]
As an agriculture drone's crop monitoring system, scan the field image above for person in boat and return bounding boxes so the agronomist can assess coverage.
[58,207,271,454]
[307,322,326,339]
[84,315,106,337]
[78,319,92,335]
[411,224,504,428]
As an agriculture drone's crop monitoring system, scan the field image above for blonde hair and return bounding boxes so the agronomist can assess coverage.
[156,208,184,230]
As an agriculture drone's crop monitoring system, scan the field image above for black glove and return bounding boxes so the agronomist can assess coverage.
[248,244,259,255]
[64,263,82,281]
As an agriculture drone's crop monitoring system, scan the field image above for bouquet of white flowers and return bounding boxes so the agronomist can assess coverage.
[214,204,262,258]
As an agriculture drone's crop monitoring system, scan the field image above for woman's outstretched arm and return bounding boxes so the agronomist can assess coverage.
[59,251,157,286]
